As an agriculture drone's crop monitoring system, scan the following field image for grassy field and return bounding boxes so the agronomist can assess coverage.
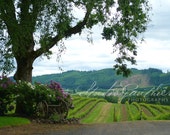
[70,96,170,124]
[0,117,30,128]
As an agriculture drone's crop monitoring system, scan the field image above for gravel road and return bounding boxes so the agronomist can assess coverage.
[1,121,170,135]
[44,121,170,135]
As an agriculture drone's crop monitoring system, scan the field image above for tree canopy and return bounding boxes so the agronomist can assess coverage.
[0,0,150,82]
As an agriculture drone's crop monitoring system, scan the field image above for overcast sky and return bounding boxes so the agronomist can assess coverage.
[32,0,170,76]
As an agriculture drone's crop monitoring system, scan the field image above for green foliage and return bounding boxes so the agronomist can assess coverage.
[49,113,61,121]
[156,113,170,120]
[0,48,15,75]
[15,81,56,116]
[0,76,15,115]
[102,0,150,76]
[0,76,73,117]
[105,95,119,103]
[14,81,73,117]
[33,68,122,90]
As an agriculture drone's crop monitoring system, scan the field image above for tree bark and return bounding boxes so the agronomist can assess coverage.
[14,56,35,83]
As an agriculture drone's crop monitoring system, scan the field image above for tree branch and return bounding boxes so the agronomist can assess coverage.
[19,0,30,25]
[34,6,93,58]
[20,0,40,31]
[0,0,18,29]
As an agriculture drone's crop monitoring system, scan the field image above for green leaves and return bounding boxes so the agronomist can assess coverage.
[0,45,15,75]
[102,0,150,76]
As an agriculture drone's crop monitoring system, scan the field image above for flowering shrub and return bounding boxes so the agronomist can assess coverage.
[15,81,73,117]
[15,81,56,116]
[0,77,73,117]
[48,81,68,99]
[47,81,73,108]
[0,76,15,115]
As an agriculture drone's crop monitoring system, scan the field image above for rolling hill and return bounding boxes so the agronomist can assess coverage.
[32,68,170,90]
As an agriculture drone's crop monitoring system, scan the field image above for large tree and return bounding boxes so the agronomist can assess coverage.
[0,0,150,82]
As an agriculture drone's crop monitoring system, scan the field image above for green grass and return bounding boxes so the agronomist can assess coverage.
[156,113,170,120]
[113,103,121,122]
[0,116,31,128]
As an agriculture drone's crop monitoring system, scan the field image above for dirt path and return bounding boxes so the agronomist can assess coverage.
[141,106,153,117]
[1,121,170,135]
[0,123,75,135]
[94,103,113,123]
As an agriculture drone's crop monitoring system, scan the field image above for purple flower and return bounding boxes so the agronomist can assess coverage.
[48,80,63,91]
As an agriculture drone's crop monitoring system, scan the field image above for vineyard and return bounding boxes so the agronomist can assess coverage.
[68,96,170,124]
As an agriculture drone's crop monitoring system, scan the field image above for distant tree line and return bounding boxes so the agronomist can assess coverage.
[32,68,170,91]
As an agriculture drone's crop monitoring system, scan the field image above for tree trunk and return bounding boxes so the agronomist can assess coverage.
[14,56,35,116]
[14,57,34,83]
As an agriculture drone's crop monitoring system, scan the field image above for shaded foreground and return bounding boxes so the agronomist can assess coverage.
[1,121,170,135]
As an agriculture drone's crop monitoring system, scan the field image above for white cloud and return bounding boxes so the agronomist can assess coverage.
[32,0,170,76]
[130,38,170,72]
[33,39,116,76]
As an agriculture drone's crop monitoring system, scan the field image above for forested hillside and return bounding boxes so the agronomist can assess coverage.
[32,68,170,90]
